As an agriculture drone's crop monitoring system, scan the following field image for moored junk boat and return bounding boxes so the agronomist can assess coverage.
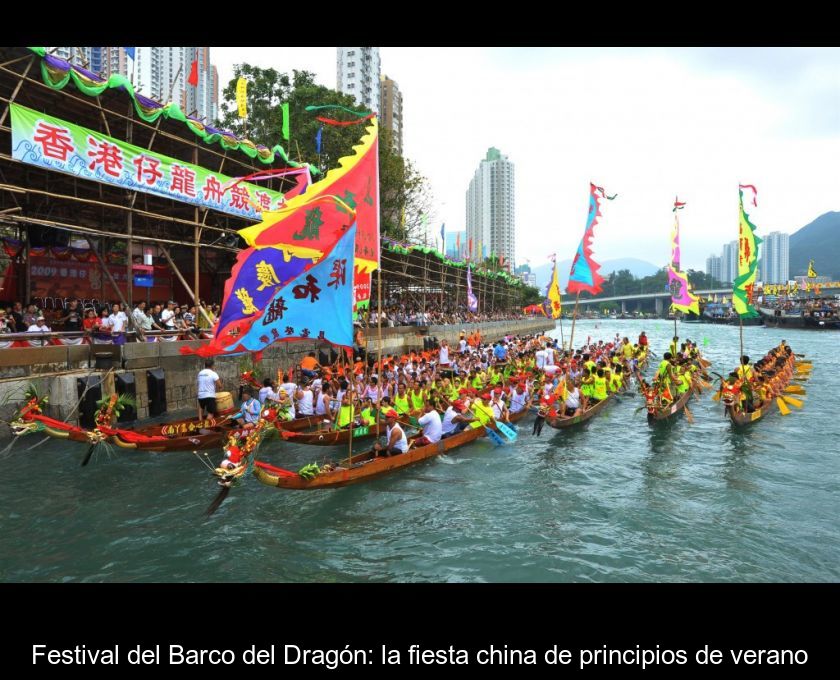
[252,424,489,490]
[759,306,840,330]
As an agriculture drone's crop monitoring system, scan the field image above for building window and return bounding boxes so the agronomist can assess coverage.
[348,50,355,56]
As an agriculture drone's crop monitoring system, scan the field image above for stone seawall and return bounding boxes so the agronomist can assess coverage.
[0,319,554,438]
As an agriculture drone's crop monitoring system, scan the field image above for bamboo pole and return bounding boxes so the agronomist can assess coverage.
[568,292,581,352]
[83,235,143,339]
[0,55,34,127]
[3,213,237,252]
[0,180,236,238]
[158,244,215,327]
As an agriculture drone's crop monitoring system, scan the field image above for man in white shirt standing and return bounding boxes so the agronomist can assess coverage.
[108,303,128,346]
[197,358,222,419]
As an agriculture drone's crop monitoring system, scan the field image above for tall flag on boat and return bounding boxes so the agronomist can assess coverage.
[732,184,762,318]
[232,226,356,353]
[238,117,380,314]
[566,182,615,295]
[467,265,478,312]
[236,78,248,118]
[546,254,562,319]
[808,259,817,278]
[667,196,700,315]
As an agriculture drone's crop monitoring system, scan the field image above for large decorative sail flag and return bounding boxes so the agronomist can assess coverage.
[732,184,762,317]
[234,226,356,352]
[546,254,562,319]
[808,259,817,278]
[566,183,615,295]
[238,117,379,313]
[667,197,700,314]
[467,265,478,312]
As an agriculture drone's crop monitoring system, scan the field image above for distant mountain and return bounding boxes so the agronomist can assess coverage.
[789,211,840,279]
[532,258,661,290]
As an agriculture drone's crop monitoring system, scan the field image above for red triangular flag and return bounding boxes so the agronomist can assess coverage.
[187,59,198,87]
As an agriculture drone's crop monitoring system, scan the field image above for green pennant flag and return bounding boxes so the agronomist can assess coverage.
[281,102,290,141]
[703,337,710,347]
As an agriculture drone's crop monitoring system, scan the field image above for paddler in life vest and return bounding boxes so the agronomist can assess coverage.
[736,356,755,411]
[655,353,677,406]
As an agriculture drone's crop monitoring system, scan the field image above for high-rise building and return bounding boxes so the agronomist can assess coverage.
[720,240,738,284]
[89,47,130,79]
[706,255,722,284]
[337,47,381,113]
[466,148,515,271]
[759,231,789,284]
[131,47,218,122]
[46,46,92,66]
[379,75,403,156]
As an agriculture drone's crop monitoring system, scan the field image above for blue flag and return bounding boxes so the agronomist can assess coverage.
[440,223,445,242]
[124,47,136,60]
[315,126,323,154]
[236,225,356,351]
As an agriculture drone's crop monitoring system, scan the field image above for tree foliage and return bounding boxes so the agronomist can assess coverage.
[216,64,433,242]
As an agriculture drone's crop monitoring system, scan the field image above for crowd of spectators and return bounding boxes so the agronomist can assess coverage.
[362,301,527,327]
[0,298,221,345]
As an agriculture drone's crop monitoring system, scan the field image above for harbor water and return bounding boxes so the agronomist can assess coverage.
[1,320,838,582]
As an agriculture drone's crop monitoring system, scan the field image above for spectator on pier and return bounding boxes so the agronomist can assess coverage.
[59,300,82,332]
[10,302,24,332]
[109,303,128,346]
[23,304,39,329]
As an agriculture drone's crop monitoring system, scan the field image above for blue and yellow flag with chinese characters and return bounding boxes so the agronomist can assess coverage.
[236,226,356,352]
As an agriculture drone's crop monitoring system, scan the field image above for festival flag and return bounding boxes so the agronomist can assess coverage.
[281,102,290,141]
[187,59,199,87]
[238,117,380,311]
[467,265,478,312]
[732,184,763,318]
[667,196,700,315]
[236,78,248,119]
[566,182,614,295]
[315,126,323,154]
[468,237,473,259]
[456,233,461,253]
[546,255,563,319]
[234,226,356,352]
[808,259,817,278]
[123,47,135,60]
[440,223,445,244]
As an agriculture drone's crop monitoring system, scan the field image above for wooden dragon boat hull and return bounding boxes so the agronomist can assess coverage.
[253,425,488,489]
[544,391,617,429]
[646,386,692,423]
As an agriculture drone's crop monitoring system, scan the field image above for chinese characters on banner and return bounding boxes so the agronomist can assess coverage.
[10,103,287,221]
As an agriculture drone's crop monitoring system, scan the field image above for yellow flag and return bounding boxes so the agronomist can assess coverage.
[236,77,248,119]
[808,259,817,278]
[547,259,562,319]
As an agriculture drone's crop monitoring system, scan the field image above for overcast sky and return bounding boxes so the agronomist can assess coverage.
[214,47,840,271]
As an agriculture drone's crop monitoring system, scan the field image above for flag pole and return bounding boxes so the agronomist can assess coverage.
[568,292,581,352]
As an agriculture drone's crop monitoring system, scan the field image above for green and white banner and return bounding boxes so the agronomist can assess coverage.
[10,103,285,221]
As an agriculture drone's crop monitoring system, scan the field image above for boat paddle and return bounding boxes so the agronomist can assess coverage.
[776,397,791,416]
[683,404,695,424]
[80,442,97,467]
